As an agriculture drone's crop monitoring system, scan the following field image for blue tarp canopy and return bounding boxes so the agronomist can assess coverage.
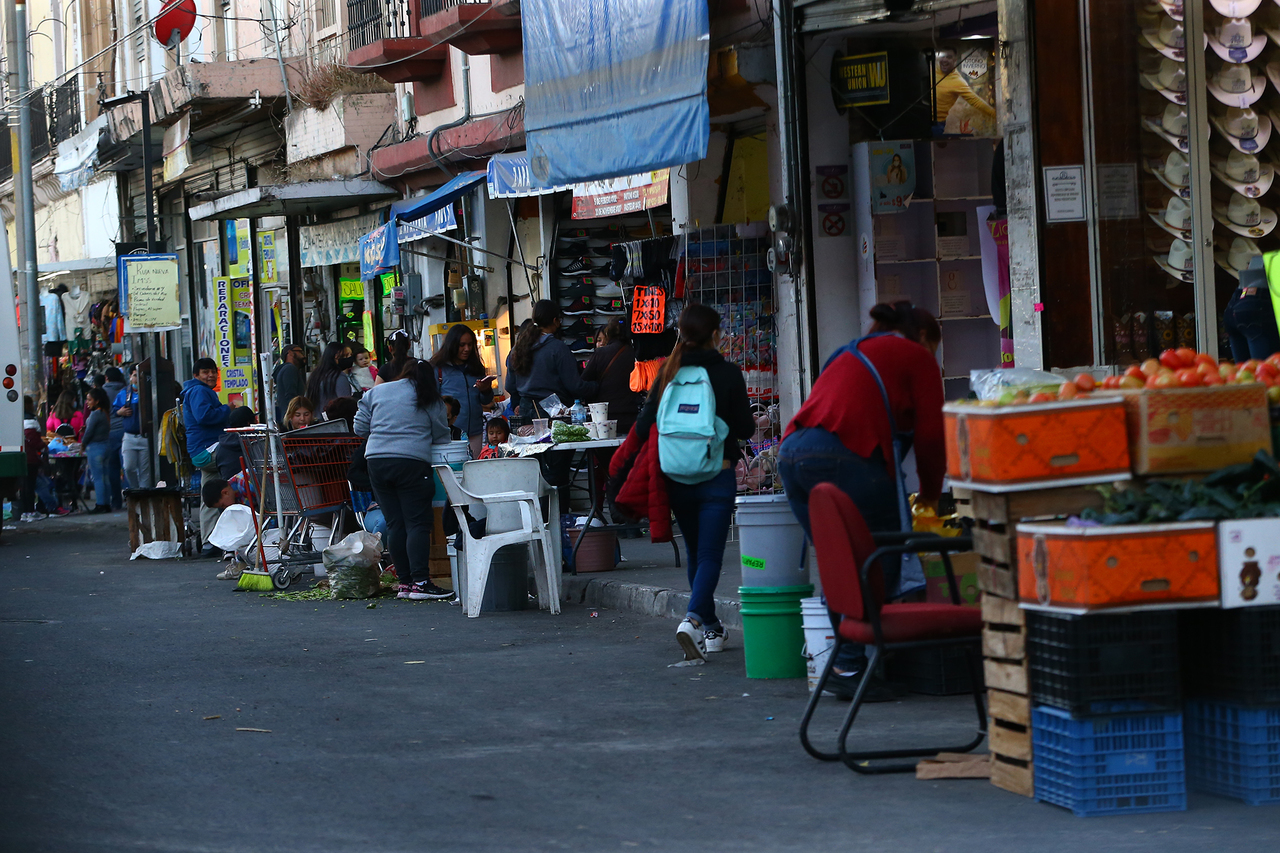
[487,152,571,198]
[521,0,710,187]
[389,171,487,222]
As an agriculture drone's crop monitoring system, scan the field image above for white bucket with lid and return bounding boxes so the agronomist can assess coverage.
[735,493,808,588]
[801,596,835,693]
[430,440,471,466]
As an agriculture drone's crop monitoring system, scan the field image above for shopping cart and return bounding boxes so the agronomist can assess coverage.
[237,420,363,588]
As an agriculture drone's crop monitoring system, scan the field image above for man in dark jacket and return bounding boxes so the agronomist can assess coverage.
[272,344,306,428]
[183,358,235,556]
[101,366,126,509]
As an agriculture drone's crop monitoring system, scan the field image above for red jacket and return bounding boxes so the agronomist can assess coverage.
[608,424,673,543]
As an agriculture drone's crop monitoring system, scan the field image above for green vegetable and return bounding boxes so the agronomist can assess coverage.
[552,421,591,443]
[1089,451,1280,525]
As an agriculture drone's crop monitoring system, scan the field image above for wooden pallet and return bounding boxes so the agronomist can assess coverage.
[982,592,1034,797]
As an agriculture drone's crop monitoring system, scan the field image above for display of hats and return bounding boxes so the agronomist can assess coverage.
[1155,238,1196,283]
[1143,103,1191,150]
[1210,149,1275,195]
[1150,194,1194,238]
[1208,17,1268,62]
[1214,235,1262,276]
[1210,106,1272,153]
[1143,57,1189,103]
[1142,14,1190,60]
[1145,150,1193,196]
[1208,61,1267,106]
[1159,0,1185,21]
[1209,0,1262,16]
[1212,191,1278,236]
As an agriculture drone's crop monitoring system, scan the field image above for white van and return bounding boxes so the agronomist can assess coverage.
[1,225,26,491]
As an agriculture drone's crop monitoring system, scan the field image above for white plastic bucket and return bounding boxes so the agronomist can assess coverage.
[801,596,835,693]
[735,493,808,588]
[430,440,471,466]
[310,525,333,576]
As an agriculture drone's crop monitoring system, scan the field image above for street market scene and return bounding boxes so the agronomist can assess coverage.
[3,0,1280,850]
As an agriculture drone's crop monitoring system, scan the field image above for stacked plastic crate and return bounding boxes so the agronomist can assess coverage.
[1181,606,1280,806]
[1027,610,1187,816]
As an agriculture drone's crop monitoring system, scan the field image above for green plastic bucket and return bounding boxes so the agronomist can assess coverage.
[739,584,814,679]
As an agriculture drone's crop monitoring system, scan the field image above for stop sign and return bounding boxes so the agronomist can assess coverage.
[153,0,197,47]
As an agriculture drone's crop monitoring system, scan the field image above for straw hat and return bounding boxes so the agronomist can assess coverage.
[1210,106,1272,153]
[1210,0,1262,16]
[1143,103,1191,150]
[1155,238,1195,283]
[1208,17,1268,63]
[1211,149,1275,196]
[1144,150,1192,197]
[1208,62,1267,106]
[1149,194,1193,238]
[1142,58,1188,104]
[1142,15,1189,61]
[1212,192,1278,237]
[1214,236,1261,278]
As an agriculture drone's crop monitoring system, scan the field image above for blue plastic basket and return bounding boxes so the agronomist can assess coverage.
[1032,705,1187,817]
[1186,701,1280,805]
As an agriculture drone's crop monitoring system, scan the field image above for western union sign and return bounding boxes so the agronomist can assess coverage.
[831,51,890,108]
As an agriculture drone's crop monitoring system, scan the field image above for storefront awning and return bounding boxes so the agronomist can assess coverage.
[522,0,710,186]
[487,152,571,198]
[188,179,398,221]
[388,171,487,223]
[38,256,116,273]
[54,116,109,191]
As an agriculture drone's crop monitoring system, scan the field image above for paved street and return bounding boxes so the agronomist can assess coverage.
[2,518,1278,852]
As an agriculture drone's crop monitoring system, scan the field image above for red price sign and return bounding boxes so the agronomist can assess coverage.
[630,285,666,334]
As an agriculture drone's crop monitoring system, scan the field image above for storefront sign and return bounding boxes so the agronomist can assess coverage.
[226,219,251,277]
[815,164,848,200]
[358,220,400,279]
[118,253,182,331]
[817,203,850,238]
[397,205,457,243]
[258,232,277,283]
[867,141,916,213]
[631,285,666,334]
[831,52,890,108]
[339,278,363,301]
[488,152,573,198]
[299,212,381,268]
[162,113,192,182]
[1043,166,1086,222]
[572,169,670,220]
[213,274,233,372]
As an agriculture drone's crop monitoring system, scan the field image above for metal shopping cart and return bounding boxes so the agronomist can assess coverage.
[236,420,363,589]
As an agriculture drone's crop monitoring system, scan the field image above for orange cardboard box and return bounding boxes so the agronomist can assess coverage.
[1016,520,1220,612]
[943,398,1130,485]
[1108,385,1271,475]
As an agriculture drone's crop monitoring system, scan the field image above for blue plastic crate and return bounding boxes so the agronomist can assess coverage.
[1186,701,1280,806]
[1032,705,1187,817]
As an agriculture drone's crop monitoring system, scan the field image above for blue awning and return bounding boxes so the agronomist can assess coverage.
[389,171,487,222]
[522,0,710,186]
[487,152,572,199]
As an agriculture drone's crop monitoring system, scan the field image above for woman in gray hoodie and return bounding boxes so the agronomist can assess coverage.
[353,358,453,601]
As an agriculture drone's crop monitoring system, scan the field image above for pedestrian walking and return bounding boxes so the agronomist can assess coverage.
[183,357,236,556]
[272,343,307,429]
[623,304,755,661]
[114,366,152,490]
[307,342,359,412]
[429,324,495,458]
[777,300,944,700]
[102,367,126,508]
[82,388,113,514]
[353,357,454,601]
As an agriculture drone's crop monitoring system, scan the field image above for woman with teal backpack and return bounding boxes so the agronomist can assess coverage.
[632,304,755,661]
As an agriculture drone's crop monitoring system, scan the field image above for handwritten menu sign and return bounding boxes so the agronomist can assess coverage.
[631,285,666,334]
[118,253,182,331]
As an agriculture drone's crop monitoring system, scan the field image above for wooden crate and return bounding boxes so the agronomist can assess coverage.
[983,593,1034,798]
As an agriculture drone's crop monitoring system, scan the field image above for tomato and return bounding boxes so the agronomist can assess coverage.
[1195,361,1218,377]
[1153,373,1180,388]
[1058,382,1079,400]
[1175,347,1198,368]
[1202,371,1224,386]
[1101,375,1122,389]
[1238,369,1257,384]
[1119,375,1145,389]
[1028,392,1056,403]
[1268,384,1280,404]
[1243,359,1263,375]
[1125,365,1147,380]
[1258,362,1279,383]
[1177,369,1202,387]
[1220,362,1238,381]
[1160,349,1184,371]
[1194,353,1217,368]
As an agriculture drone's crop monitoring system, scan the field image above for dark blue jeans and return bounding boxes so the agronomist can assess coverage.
[106,430,124,509]
[668,467,737,630]
[1224,286,1280,362]
[85,442,111,509]
[778,427,901,671]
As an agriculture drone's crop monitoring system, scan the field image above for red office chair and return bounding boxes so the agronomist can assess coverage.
[798,483,986,774]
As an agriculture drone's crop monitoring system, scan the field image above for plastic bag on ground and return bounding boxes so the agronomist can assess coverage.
[130,541,183,560]
[207,504,256,551]
[324,530,383,599]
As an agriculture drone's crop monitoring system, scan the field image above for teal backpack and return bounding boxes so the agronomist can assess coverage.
[656,366,730,484]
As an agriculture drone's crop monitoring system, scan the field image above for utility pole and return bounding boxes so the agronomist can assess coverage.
[9,0,41,399]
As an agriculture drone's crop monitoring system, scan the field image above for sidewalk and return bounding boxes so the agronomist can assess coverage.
[562,533,820,630]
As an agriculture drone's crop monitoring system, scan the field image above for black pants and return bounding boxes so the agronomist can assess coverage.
[366,456,433,586]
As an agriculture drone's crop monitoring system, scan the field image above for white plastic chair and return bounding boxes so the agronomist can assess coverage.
[434,459,560,617]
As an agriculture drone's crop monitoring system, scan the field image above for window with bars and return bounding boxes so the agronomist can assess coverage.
[316,0,338,31]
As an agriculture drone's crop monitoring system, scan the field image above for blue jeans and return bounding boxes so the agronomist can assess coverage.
[85,443,111,509]
[668,467,737,629]
[778,427,901,671]
[106,430,124,508]
[1224,286,1280,362]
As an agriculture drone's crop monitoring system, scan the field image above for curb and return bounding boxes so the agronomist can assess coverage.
[561,575,743,630]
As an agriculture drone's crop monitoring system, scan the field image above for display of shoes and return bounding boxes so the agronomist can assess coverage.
[594,296,627,314]
[563,318,596,337]
[568,337,593,354]
[562,296,594,314]
[558,279,595,298]
[594,281,624,297]
[560,257,592,274]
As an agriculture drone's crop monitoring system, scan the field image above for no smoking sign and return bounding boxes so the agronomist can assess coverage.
[817,202,850,239]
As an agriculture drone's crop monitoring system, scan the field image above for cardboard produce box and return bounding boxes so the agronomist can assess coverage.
[1016,520,1219,612]
[1218,519,1280,608]
[922,551,980,607]
[943,398,1130,485]
[1111,385,1270,475]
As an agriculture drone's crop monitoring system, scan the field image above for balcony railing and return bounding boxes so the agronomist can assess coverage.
[420,0,488,14]
[48,78,82,146]
[347,0,414,51]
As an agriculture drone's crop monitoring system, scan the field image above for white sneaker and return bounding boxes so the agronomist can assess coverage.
[676,618,706,661]
[216,561,246,581]
[20,512,45,523]
[704,626,728,653]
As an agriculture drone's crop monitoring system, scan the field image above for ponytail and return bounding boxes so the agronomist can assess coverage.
[868,300,941,346]
[511,299,561,376]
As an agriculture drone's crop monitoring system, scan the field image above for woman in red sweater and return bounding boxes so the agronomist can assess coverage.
[779,301,944,699]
